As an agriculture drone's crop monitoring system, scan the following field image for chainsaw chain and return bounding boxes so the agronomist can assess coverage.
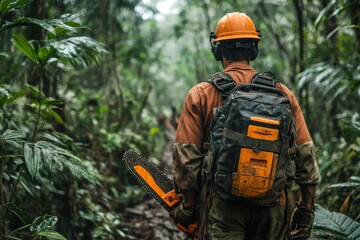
[122,151,174,212]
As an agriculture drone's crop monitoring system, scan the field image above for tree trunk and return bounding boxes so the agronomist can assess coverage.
[348,1,360,54]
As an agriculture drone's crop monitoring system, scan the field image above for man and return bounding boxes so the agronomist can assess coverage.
[171,12,319,240]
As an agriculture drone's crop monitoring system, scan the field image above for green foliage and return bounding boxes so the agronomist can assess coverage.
[30,215,66,240]
[312,204,360,240]
[49,36,107,69]
[330,176,360,189]
[0,129,25,149]
[317,137,360,220]
[12,33,107,69]
[12,34,38,63]
[0,1,108,239]
[0,0,31,14]
[77,197,127,240]
[1,0,360,239]
[330,176,360,222]
[23,140,101,185]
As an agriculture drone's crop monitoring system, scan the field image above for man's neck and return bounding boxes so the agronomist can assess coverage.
[222,58,249,69]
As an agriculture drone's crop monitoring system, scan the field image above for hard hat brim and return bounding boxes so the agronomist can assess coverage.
[215,32,261,42]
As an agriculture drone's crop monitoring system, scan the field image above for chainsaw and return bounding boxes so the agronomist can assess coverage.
[122,150,198,238]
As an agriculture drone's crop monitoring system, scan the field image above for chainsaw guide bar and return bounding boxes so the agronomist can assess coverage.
[122,150,179,212]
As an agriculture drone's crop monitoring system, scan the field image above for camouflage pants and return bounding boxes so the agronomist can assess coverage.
[206,197,286,240]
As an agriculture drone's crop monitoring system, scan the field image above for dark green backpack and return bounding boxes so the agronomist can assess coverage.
[202,71,295,206]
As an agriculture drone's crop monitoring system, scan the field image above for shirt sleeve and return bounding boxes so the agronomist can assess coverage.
[281,85,320,185]
[172,89,205,192]
[295,141,320,185]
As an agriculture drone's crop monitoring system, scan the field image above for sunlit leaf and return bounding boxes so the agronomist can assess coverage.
[0,52,10,59]
[6,17,78,36]
[36,230,67,240]
[0,0,31,13]
[0,87,10,99]
[24,140,102,186]
[27,84,45,99]
[314,0,336,27]
[0,129,24,148]
[0,129,25,144]
[30,215,58,233]
[149,127,160,137]
[38,46,55,63]
[50,36,107,69]
[330,182,360,188]
[327,24,360,39]
[24,143,40,179]
[350,176,360,182]
[40,133,71,148]
[12,34,38,64]
[62,158,101,186]
[35,141,81,162]
[19,177,35,197]
[48,109,65,124]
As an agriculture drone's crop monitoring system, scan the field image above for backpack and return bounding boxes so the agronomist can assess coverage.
[202,71,295,206]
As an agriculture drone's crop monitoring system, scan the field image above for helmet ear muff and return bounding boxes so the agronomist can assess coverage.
[249,43,258,61]
[212,42,222,61]
[210,32,222,61]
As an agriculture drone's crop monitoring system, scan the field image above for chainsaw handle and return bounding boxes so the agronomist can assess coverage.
[166,191,199,238]
[162,190,180,208]
[176,222,199,238]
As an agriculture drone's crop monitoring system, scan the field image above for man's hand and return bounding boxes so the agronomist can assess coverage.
[289,201,315,240]
[169,202,197,228]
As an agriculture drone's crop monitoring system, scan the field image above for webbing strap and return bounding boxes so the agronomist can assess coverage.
[207,72,236,102]
[223,128,282,153]
[252,72,277,87]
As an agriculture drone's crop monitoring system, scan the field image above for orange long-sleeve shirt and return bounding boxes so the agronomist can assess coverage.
[173,62,319,194]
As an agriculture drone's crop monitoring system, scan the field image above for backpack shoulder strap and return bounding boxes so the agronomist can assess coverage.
[251,71,277,87]
[250,71,285,97]
[207,72,236,102]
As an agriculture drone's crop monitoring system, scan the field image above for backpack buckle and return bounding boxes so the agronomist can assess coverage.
[252,143,261,153]
[252,72,277,87]
[209,73,236,92]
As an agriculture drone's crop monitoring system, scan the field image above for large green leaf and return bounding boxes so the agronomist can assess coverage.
[61,158,101,186]
[330,182,360,188]
[37,46,55,63]
[297,62,349,103]
[11,18,78,35]
[35,141,81,162]
[0,87,10,99]
[12,34,38,64]
[0,129,25,149]
[30,215,58,233]
[312,204,360,240]
[36,230,67,240]
[0,0,31,14]
[50,36,107,69]
[29,215,66,239]
[22,140,101,186]
[24,143,41,179]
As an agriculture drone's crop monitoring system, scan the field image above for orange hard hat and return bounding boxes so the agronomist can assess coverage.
[214,12,260,42]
